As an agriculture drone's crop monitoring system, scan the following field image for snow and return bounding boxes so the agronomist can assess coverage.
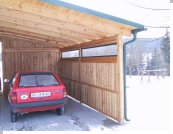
[1,76,170,132]
[122,75,170,131]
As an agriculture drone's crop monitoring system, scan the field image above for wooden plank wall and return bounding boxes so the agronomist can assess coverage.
[60,57,119,120]
[80,61,118,119]
[0,36,60,96]
[0,35,123,122]
[60,60,81,100]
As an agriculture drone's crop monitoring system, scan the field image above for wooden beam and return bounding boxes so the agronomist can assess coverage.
[0,31,61,47]
[61,36,117,51]
[0,20,83,45]
[4,48,60,52]
[116,35,124,124]
[0,26,73,47]
[59,57,117,69]
[0,34,64,49]
[0,0,133,36]
[81,57,117,63]
[80,36,117,48]
[61,77,117,94]
[0,7,108,39]
[0,19,88,43]
[79,47,82,102]
[60,58,79,62]
[0,31,71,48]
[0,14,98,41]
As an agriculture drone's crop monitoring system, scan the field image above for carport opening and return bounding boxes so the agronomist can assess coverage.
[0,0,145,124]
[0,35,124,123]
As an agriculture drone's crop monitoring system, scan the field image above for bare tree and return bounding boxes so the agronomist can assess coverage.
[126,42,145,77]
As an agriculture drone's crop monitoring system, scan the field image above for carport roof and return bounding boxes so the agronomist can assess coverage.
[0,0,144,48]
[42,0,144,30]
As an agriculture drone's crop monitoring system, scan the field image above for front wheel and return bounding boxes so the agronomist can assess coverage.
[56,107,64,115]
[10,110,17,122]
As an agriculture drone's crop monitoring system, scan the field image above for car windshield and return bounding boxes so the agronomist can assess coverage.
[19,73,59,87]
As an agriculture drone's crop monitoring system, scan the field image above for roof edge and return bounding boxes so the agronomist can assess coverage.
[41,0,145,30]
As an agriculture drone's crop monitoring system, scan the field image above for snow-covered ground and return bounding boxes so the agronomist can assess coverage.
[0,76,170,132]
[122,75,170,131]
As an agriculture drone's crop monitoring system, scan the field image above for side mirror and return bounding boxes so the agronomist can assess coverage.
[4,79,10,84]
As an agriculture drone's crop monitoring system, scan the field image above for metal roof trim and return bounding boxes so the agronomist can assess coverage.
[41,0,145,30]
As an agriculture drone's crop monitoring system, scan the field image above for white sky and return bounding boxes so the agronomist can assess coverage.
[61,0,170,38]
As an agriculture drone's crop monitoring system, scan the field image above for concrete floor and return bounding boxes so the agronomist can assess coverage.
[0,97,120,131]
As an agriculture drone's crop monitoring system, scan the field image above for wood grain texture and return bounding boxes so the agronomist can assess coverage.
[59,35,119,120]
[1,36,60,79]
[81,84,117,118]
[0,0,133,48]
[81,57,117,63]
[116,35,124,123]
[60,59,118,120]
[81,63,116,91]
[60,61,79,81]
[0,7,107,38]
[0,0,128,122]
[61,36,117,51]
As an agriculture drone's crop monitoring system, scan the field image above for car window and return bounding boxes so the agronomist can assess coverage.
[19,73,59,88]
[36,74,59,86]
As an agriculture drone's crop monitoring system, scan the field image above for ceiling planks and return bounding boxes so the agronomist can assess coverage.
[0,7,109,38]
[0,0,135,48]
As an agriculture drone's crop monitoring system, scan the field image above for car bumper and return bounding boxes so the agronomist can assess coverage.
[10,97,68,111]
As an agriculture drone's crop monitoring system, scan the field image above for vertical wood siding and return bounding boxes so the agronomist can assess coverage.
[60,59,118,120]
[1,36,60,96]
[3,51,59,78]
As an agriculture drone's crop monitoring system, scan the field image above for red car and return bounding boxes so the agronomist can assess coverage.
[6,71,68,122]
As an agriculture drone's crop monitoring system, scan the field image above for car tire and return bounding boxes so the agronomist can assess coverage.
[10,110,17,122]
[56,107,64,115]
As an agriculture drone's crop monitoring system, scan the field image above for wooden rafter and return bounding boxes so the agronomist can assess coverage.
[0,27,76,47]
[61,36,117,51]
[0,7,109,38]
[0,21,82,44]
[0,0,134,48]
[4,48,60,52]
[0,20,87,43]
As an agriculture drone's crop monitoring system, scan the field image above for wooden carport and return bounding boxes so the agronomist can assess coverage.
[0,0,144,123]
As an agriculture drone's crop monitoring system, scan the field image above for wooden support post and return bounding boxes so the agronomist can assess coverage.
[57,52,62,76]
[116,35,124,124]
[79,47,82,103]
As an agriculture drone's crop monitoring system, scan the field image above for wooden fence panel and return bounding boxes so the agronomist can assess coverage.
[81,63,116,91]
[60,59,119,120]
[61,61,79,81]
[1,36,60,78]
[1,36,60,97]
[3,51,59,79]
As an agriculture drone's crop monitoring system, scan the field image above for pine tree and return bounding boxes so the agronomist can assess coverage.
[160,30,170,75]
